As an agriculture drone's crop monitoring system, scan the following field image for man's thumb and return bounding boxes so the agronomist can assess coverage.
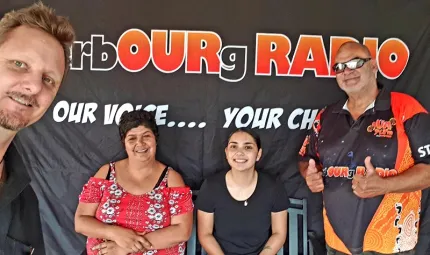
[364,156,375,176]
[308,159,317,173]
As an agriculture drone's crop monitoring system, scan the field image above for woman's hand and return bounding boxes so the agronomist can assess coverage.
[92,241,131,255]
[108,226,152,252]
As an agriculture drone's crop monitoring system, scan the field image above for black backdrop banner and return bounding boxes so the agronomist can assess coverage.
[2,0,430,254]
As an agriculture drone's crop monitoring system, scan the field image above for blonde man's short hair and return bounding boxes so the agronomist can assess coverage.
[0,1,76,73]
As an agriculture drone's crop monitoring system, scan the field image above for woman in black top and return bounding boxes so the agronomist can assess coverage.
[196,128,289,255]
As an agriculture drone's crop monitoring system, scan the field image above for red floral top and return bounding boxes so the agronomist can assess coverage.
[79,162,193,255]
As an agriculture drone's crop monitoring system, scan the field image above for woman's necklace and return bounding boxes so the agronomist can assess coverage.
[241,172,257,207]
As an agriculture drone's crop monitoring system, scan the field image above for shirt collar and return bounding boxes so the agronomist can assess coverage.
[0,145,31,210]
[332,82,391,114]
[342,100,375,112]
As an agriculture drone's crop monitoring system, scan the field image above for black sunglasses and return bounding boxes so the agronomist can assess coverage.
[332,58,371,74]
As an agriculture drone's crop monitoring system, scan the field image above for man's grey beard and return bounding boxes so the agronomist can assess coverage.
[0,109,28,131]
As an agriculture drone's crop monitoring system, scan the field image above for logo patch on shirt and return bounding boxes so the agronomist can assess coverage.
[367,118,396,138]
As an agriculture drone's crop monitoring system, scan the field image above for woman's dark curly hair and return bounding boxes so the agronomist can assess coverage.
[119,110,159,142]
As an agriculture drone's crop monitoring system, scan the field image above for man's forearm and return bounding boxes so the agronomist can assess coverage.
[386,163,430,193]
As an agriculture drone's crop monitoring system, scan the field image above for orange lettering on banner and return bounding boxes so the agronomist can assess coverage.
[186,32,221,73]
[378,39,409,79]
[255,34,291,75]
[76,30,410,81]
[363,37,378,60]
[289,35,329,76]
[152,31,186,73]
[117,29,151,72]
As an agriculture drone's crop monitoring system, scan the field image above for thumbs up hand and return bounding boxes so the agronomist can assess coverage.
[364,156,376,176]
[352,156,388,198]
[305,159,324,193]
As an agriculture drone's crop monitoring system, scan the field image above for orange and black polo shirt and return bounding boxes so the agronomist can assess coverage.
[298,85,430,254]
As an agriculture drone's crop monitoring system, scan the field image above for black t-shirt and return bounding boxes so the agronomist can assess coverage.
[196,171,289,255]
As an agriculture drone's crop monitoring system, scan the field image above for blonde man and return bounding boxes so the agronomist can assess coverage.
[0,2,75,255]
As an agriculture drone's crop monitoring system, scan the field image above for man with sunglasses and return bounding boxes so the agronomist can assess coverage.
[298,42,430,254]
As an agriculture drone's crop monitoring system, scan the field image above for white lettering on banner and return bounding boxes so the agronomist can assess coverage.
[53,101,98,123]
[235,106,254,127]
[113,103,135,125]
[68,103,85,123]
[252,108,270,129]
[52,101,171,126]
[418,145,430,158]
[82,104,98,123]
[223,108,240,128]
[267,109,283,128]
[154,105,169,125]
[53,101,69,122]
[52,101,319,130]
[104,104,169,125]
[223,107,283,129]
[104,104,119,124]
[288,108,319,130]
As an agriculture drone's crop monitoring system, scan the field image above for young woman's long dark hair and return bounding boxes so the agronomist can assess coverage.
[227,128,262,150]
